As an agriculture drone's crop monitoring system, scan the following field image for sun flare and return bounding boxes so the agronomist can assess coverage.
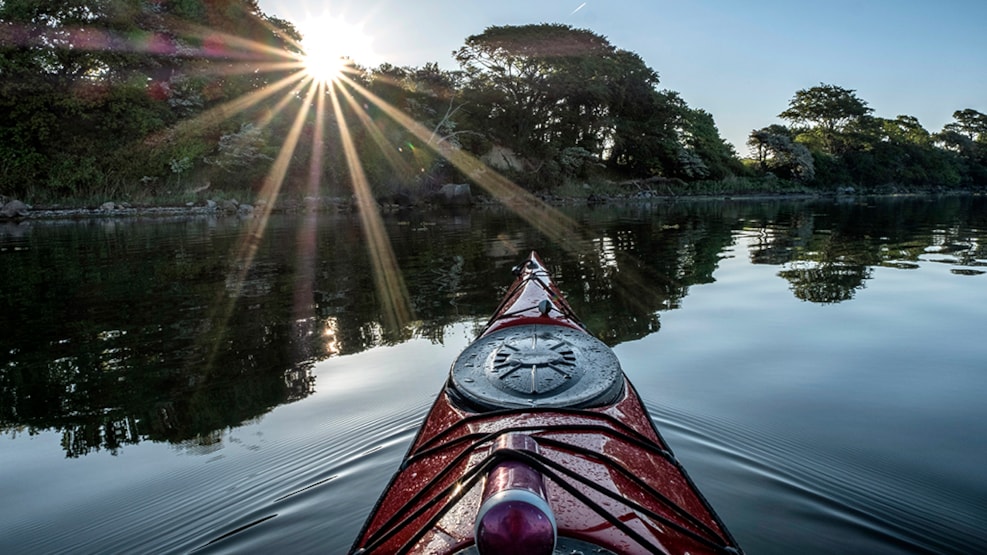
[300,14,376,83]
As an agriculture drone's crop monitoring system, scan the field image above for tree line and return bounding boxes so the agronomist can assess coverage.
[1,1,985,203]
[749,84,987,189]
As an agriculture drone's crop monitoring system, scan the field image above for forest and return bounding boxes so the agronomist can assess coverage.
[2,0,986,205]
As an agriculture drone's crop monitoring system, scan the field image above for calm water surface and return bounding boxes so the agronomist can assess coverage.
[2,196,986,554]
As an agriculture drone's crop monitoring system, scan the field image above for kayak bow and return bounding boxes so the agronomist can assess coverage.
[351,252,742,554]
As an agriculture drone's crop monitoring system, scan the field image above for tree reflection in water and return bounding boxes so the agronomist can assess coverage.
[1,196,985,457]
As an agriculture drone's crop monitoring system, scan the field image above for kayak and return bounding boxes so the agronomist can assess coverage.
[350,252,743,554]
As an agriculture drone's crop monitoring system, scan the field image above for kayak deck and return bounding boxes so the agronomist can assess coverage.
[351,253,742,554]
[355,390,738,553]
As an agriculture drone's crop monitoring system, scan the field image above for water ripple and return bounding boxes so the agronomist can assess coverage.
[646,402,986,554]
[185,404,426,554]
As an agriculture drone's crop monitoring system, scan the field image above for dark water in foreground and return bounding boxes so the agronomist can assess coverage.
[2,196,986,554]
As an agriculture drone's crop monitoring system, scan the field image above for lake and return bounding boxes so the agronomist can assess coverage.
[2,195,986,554]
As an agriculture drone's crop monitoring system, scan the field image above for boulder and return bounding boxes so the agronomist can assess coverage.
[0,199,28,219]
[389,190,413,207]
[100,201,116,211]
[237,203,254,216]
[436,183,472,206]
[481,145,525,172]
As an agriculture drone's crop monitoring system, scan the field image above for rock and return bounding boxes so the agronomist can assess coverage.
[237,203,254,216]
[100,201,116,211]
[219,199,238,213]
[389,190,413,207]
[481,145,525,172]
[0,199,29,219]
[436,183,472,206]
[206,199,217,209]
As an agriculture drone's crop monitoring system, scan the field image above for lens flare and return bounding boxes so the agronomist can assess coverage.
[24,4,621,371]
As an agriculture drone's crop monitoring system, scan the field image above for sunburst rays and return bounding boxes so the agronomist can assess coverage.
[326,84,414,331]
[335,74,589,252]
[190,31,598,356]
[20,7,607,362]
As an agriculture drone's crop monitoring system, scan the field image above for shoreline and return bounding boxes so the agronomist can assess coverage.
[1,188,981,223]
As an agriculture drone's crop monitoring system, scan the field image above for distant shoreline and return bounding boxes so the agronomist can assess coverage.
[3,186,980,223]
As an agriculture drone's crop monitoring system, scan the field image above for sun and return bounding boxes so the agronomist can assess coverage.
[300,13,376,83]
[304,46,346,84]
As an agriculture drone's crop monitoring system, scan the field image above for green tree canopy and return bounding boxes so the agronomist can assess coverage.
[748,125,815,181]
[937,109,987,184]
[605,54,683,177]
[454,23,618,153]
[453,24,739,185]
[880,115,932,146]
[779,83,872,154]
[680,108,742,180]
[945,108,987,142]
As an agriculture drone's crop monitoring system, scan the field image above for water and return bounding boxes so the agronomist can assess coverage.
[2,196,986,554]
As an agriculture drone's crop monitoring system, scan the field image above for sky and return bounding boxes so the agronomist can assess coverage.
[259,0,987,153]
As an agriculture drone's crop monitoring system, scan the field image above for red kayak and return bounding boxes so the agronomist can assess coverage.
[351,252,742,554]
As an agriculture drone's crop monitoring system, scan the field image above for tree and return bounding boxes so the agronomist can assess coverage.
[944,109,987,142]
[454,24,617,154]
[604,52,683,177]
[937,109,987,185]
[880,115,932,146]
[779,83,872,154]
[0,0,303,197]
[453,25,740,184]
[0,0,180,194]
[680,108,742,180]
[748,125,815,181]
[356,62,469,193]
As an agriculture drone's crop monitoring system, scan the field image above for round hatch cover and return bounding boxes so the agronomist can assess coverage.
[450,324,623,410]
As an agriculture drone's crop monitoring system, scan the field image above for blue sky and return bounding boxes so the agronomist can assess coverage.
[259,0,987,153]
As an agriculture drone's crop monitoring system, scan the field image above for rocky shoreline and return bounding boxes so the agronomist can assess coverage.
[0,184,976,223]
[0,183,482,221]
[0,196,345,222]
[0,193,794,222]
